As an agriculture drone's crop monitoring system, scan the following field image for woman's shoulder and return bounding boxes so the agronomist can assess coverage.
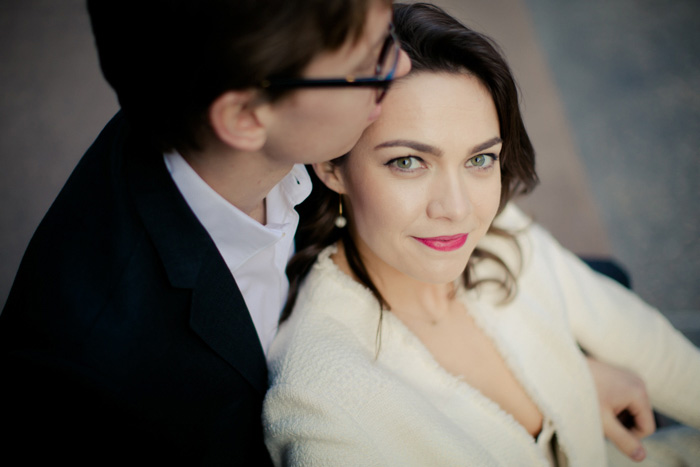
[284,245,381,330]
[492,202,533,231]
[267,246,382,385]
[481,202,573,273]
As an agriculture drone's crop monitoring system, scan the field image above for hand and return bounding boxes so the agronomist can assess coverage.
[586,357,656,462]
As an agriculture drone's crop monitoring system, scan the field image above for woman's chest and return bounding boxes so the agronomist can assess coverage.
[399,302,545,437]
[378,296,606,465]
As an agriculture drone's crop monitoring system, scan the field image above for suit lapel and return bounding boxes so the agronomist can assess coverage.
[121,120,268,394]
[188,251,268,394]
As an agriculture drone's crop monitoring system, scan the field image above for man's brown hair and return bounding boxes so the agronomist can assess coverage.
[88,0,393,152]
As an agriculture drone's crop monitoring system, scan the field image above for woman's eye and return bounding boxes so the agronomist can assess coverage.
[389,156,423,170]
[467,153,497,168]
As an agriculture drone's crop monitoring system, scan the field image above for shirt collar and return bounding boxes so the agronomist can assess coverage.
[163,151,312,272]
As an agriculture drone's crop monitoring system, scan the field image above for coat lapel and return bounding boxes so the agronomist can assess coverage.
[122,119,268,394]
[188,251,268,394]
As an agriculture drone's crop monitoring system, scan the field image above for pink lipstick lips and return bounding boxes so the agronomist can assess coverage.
[414,234,468,252]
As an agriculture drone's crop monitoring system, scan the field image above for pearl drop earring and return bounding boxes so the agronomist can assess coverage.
[334,197,347,228]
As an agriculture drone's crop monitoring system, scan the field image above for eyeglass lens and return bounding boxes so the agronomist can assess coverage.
[375,30,400,103]
[376,30,398,79]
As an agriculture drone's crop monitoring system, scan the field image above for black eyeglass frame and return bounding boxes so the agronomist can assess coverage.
[259,24,400,103]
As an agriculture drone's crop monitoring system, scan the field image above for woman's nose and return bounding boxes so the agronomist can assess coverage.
[426,174,472,221]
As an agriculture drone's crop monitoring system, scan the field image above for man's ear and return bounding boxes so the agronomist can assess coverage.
[208,90,266,152]
[312,161,346,194]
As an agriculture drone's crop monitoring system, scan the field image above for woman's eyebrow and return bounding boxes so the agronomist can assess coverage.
[374,136,502,156]
[470,136,502,154]
[374,139,442,156]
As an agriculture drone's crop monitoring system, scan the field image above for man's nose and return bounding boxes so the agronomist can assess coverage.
[394,48,412,79]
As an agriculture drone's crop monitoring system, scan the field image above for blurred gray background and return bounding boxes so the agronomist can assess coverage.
[1,0,698,340]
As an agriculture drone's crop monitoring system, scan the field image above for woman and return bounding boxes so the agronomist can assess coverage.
[263,3,700,465]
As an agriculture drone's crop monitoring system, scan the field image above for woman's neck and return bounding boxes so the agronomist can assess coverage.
[331,240,457,324]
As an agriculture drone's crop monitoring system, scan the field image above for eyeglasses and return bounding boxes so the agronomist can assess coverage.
[260,24,400,104]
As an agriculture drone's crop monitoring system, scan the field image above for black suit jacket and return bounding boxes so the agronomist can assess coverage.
[0,113,273,465]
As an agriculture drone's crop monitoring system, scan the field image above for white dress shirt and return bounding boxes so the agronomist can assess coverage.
[163,151,311,354]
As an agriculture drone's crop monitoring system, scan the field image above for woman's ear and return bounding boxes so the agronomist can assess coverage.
[312,161,346,194]
[208,90,267,152]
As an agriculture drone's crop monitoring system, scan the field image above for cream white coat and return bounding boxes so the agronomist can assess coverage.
[264,204,700,466]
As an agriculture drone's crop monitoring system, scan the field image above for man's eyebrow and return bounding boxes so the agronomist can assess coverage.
[470,136,502,154]
[374,140,442,156]
[370,23,392,52]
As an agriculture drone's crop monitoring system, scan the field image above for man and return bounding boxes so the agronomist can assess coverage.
[0,0,408,464]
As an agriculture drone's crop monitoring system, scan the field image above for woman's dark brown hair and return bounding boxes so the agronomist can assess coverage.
[282,2,538,322]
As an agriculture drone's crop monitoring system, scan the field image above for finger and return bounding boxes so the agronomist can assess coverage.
[622,388,656,439]
[617,409,636,429]
[627,407,656,439]
[603,412,647,462]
